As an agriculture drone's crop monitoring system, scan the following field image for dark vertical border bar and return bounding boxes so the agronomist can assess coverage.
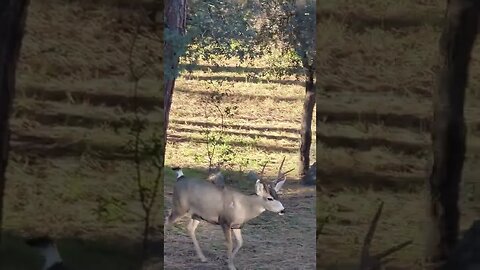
[2,1,165,269]
[0,0,30,244]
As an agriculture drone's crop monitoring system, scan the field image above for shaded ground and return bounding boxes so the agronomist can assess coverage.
[0,232,142,270]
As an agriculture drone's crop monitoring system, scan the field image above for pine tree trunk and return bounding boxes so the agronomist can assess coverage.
[0,0,30,243]
[164,0,186,135]
[299,65,315,181]
[425,0,480,268]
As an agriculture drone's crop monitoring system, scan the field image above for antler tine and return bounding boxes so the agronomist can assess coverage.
[259,161,268,182]
[360,201,384,266]
[375,240,413,261]
[273,168,294,185]
[277,156,286,179]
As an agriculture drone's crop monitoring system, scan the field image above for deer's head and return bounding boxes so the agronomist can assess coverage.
[254,157,292,215]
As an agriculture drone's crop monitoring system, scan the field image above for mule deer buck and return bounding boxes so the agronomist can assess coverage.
[165,158,293,270]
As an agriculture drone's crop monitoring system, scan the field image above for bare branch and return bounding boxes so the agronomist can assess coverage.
[126,18,163,257]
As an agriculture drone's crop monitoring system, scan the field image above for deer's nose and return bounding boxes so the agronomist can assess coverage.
[279,209,285,215]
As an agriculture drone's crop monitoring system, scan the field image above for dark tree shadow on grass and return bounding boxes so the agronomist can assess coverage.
[317,10,443,32]
[175,87,301,102]
[180,64,301,74]
[0,232,143,270]
[183,75,305,87]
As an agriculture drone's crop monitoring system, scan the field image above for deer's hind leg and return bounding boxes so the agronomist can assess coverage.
[231,229,243,259]
[222,224,236,270]
[187,217,207,262]
[165,206,187,228]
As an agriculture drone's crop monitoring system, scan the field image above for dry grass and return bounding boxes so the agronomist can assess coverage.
[2,0,161,269]
[166,61,316,176]
[19,1,161,82]
[318,0,480,269]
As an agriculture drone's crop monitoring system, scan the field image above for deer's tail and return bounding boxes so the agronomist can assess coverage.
[172,167,184,180]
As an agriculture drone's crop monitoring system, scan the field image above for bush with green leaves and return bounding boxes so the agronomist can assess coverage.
[177,0,315,77]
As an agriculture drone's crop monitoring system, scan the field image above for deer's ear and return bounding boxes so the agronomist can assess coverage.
[255,180,265,196]
[273,178,286,192]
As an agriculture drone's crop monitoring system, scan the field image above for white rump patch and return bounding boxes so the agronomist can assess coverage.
[40,245,62,269]
[175,169,184,179]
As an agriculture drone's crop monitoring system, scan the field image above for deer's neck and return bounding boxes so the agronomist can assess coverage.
[240,195,266,223]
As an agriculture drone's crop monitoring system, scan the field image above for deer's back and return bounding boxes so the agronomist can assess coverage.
[173,178,225,223]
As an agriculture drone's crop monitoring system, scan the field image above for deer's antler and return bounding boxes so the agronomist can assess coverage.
[273,156,294,185]
[257,157,293,187]
[277,156,286,179]
[360,201,384,264]
[358,201,412,270]
[258,161,268,184]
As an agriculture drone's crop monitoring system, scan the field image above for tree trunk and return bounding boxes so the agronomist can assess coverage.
[164,0,186,135]
[425,0,479,268]
[299,64,315,181]
[0,0,30,243]
[443,220,480,270]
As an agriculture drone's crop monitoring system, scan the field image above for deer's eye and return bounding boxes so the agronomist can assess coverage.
[267,197,274,201]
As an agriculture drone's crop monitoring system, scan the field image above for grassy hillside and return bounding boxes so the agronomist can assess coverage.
[2,1,161,269]
[317,0,480,269]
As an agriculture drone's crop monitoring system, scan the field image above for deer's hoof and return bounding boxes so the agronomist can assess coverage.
[228,263,237,270]
[199,256,208,262]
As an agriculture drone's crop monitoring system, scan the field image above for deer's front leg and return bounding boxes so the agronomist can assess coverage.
[222,225,236,270]
[232,229,243,258]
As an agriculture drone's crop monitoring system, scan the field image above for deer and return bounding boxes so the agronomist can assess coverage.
[165,157,293,270]
[25,236,67,270]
